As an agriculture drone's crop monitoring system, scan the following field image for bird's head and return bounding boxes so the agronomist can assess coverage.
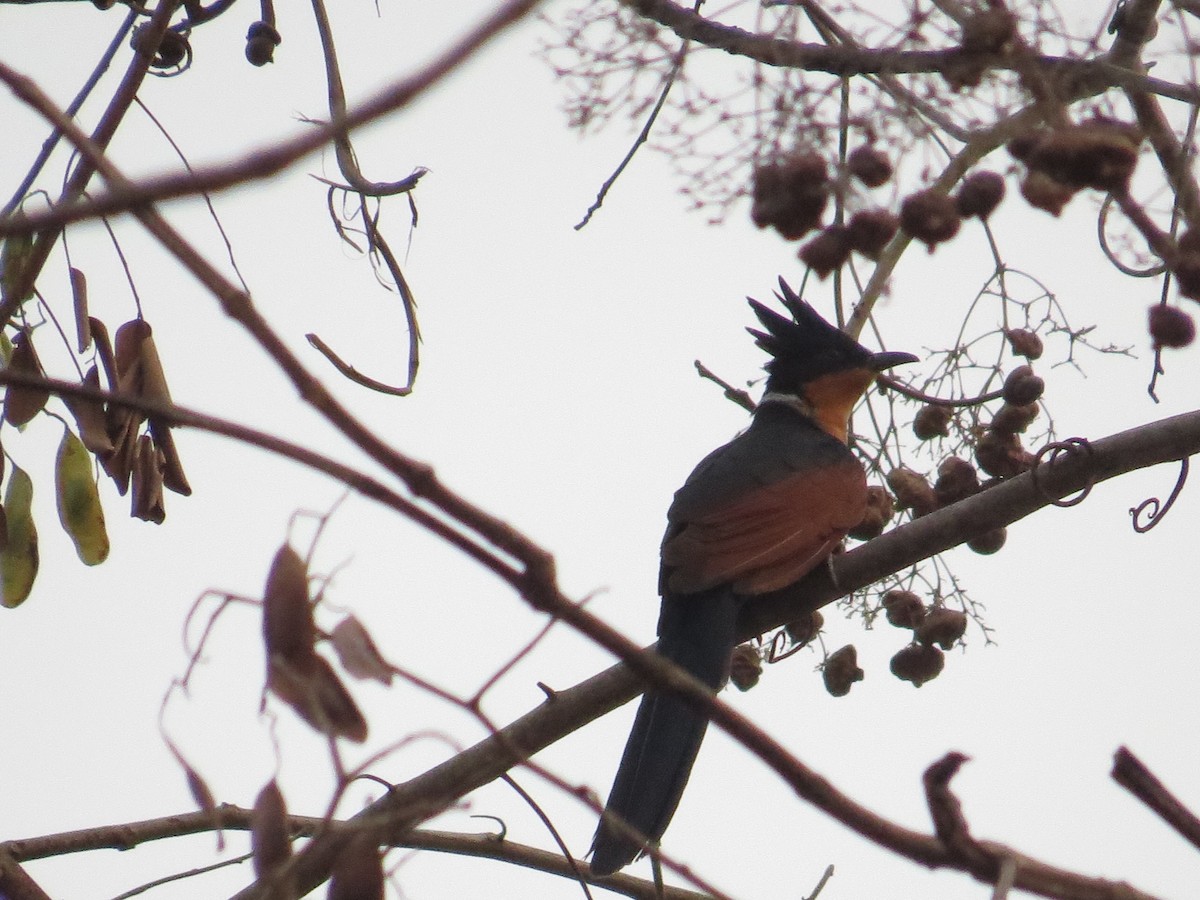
[748,278,918,442]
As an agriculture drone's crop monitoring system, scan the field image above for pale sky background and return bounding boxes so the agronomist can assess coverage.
[1,2,1199,899]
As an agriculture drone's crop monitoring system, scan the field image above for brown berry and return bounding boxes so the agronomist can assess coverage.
[955,171,1006,220]
[916,607,968,649]
[886,467,938,517]
[1148,305,1195,349]
[1004,327,1044,360]
[900,189,961,250]
[847,145,893,188]
[890,643,944,687]
[729,643,763,692]
[823,645,864,698]
[967,527,1007,555]
[848,485,894,540]
[933,456,980,506]
[913,404,952,440]
[1026,119,1141,193]
[975,429,1034,478]
[799,225,853,278]
[246,21,282,66]
[1020,170,1077,216]
[751,154,829,240]
[882,589,926,629]
[846,209,899,259]
[990,402,1039,435]
[1002,365,1045,405]
[785,610,824,648]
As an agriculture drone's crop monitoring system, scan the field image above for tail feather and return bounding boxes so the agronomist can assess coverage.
[590,588,741,876]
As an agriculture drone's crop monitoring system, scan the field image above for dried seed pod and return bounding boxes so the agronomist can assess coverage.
[3,330,49,427]
[846,209,900,259]
[913,404,952,440]
[955,171,1006,219]
[1002,365,1045,405]
[916,607,968,649]
[751,153,829,240]
[974,429,1034,478]
[968,526,1007,555]
[1149,305,1195,349]
[882,589,926,629]
[822,644,864,697]
[1019,170,1077,216]
[268,653,368,743]
[330,615,395,685]
[990,402,1039,435]
[900,189,961,250]
[890,643,945,687]
[252,780,293,884]
[960,7,1017,53]
[1025,119,1141,193]
[262,544,315,665]
[1004,327,1044,360]
[847,145,893,188]
[933,456,980,506]
[886,466,937,517]
[245,20,281,66]
[848,485,894,540]
[729,643,763,692]
[784,610,824,647]
[799,225,853,278]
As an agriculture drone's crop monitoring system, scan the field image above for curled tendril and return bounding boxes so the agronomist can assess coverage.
[1030,437,1095,508]
[1130,457,1190,533]
[1098,193,1168,278]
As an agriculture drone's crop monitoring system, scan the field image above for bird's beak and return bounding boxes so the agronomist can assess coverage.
[869,350,920,372]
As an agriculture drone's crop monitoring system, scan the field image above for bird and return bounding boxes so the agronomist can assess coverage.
[589,278,917,876]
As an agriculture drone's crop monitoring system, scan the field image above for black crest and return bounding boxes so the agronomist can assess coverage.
[747,278,874,392]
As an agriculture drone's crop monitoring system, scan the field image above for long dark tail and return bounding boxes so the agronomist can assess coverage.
[590,587,741,876]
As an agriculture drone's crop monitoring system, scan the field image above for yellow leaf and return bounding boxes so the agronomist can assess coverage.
[56,429,109,565]
[1,465,38,607]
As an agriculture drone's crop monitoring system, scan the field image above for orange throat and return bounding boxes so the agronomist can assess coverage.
[799,368,878,443]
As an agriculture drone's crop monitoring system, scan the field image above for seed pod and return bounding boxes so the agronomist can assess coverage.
[913,404,952,440]
[968,526,1007,555]
[848,485,894,540]
[890,643,944,687]
[268,653,368,743]
[330,615,395,685]
[846,209,899,259]
[751,153,829,240]
[1019,170,1077,216]
[262,544,315,665]
[882,589,926,629]
[729,643,763,692]
[990,402,1039,435]
[955,171,1006,220]
[960,8,1017,53]
[55,428,110,565]
[3,330,48,427]
[1148,305,1195,349]
[329,834,384,900]
[1004,328,1044,360]
[822,645,864,698]
[886,467,937,517]
[0,465,37,607]
[900,189,961,250]
[933,456,980,506]
[916,607,968,649]
[974,429,1034,478]
[799,225,853,278]
[1025,119,1140,193]
[252,781,293,884]
[784,610,824,648]
[245,21,282,66]
[1002,365,1045,405]
[847,145,892,188]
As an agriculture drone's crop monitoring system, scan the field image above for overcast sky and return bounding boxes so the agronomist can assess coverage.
[1,2,1199,898]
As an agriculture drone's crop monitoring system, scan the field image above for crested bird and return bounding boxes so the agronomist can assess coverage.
[589,279,917,876]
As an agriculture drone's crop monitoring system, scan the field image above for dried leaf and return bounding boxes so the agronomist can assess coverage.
[3,330,48,426]
[0,234,34,304]
[150,421,191,496]
[328,834,384,900]
[0,465,37,607]
[70,267,90,352]
[252,780,294,890]
[262,544,315,663]
[56,428,109,565]
[130,433,164,523]
[64,366,115,456]
[90,318,117,391]
[330,616,394,685]
[268,655,368,743]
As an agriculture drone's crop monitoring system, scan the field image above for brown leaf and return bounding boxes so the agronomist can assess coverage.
[70,267,90,352]
[90,317,118,391]
[329,615,394,685]
[252,780,294,892]
[328,834,384,900]
[130,433,165,523]
[262,545,315,663]
[3,330,48,426]
[150,420,191,496]
[268,654,368,743]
